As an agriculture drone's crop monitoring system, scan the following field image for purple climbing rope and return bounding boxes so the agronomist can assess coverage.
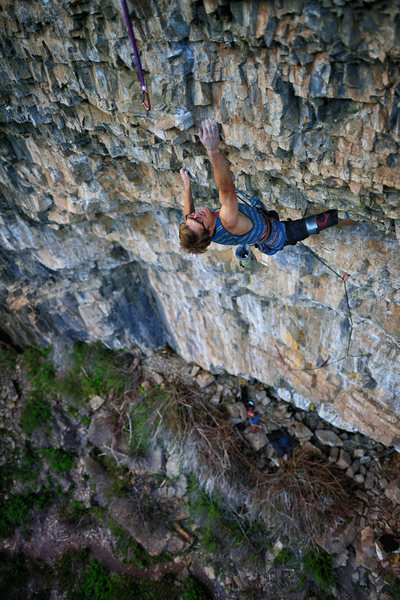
[120,0,151,111]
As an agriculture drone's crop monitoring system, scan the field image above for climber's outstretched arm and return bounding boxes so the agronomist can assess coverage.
[180,167,195,218]
[198,119,239,231]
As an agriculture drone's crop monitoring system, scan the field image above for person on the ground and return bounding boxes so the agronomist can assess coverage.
[247,409,262,433]
[179,118,350,256]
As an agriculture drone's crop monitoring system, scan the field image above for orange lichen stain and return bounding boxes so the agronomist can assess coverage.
[284,331,303,369]
[343,370,358,380]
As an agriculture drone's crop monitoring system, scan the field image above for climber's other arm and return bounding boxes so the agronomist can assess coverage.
[180,167,194,218]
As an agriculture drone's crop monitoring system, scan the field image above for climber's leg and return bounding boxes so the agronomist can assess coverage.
[284,209,339,246]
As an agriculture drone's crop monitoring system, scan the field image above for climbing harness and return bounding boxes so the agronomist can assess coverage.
[233,190,273,265]
[120,0,151,111]
[235,191,370,371]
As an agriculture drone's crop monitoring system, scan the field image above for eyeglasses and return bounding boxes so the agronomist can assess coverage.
[186,213,207,231]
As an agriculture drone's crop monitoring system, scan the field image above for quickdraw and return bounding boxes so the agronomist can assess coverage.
[120,0,151,111]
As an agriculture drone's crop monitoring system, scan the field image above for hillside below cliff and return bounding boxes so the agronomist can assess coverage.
[1,343,400,599]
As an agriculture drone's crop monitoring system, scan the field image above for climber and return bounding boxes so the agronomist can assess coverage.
[247,409,262,434]
[179,118,345,256]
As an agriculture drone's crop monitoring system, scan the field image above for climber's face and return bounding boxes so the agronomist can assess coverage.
[185,207,215,237]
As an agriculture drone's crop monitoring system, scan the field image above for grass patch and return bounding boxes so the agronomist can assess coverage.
[41,447,76,474]
[20,393,52,434]
[20,347,56,434]
[58,500,94,527]
[302,547,335,596]
[0,481,66,540]
[187,475,270,565]
[22,346,56,395]
[58,342,126,401]
[0,346,17,387]
[273,548,294,566]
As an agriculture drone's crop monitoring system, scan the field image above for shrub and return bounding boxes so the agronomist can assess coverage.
[187,475,270,565]
[80,561,112,600]
[181,576,212,600]
[22,346,56,395]
[16,442,41,483]
[20,347,56,434]
[264,446,354,543]
[0,346,17,387]
[0,482,62,539]
[20,393,52,434]
[302,547,335,596]
[0,493,33,537]
[58,500,93,526]
[0,551,51,600]
[42,447,76,474]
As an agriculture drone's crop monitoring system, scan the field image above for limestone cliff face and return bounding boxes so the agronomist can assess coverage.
[0,0,399,446]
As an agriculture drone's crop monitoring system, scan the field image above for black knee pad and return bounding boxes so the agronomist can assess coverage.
[305,209,339,234]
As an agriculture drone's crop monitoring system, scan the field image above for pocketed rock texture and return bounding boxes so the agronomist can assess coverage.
[0,1,399,446]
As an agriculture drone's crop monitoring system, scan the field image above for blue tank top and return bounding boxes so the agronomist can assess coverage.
[211,204,286,252]
[212,204,269,246]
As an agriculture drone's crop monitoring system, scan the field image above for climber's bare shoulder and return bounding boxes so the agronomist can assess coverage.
[219,199,253,236]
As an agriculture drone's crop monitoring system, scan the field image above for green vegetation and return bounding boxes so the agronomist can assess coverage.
[0,484,58,539]
[80,560,112,600]
[56,548,212,600]
[273,548,294,566]
[22,346,56,394]
[128,388,159,454]
[20,347,55,434]
[58,500,93,526]
[187,475,270,565]
[302,547,335,596]
[0,342,357,599]
[383,573,400,600]
[0,493,33,537]
[20,395,52,434]
[59,342,125,400]
[42,447,76,474]
[0,346,17,386]
[16,442,41,483]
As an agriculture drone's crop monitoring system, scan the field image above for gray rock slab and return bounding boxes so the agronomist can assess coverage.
[294,421,313,441]
[315,429,343,447]
[243,427,268,451]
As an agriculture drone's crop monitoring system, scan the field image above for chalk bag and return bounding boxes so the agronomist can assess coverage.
[235,244,257,268]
